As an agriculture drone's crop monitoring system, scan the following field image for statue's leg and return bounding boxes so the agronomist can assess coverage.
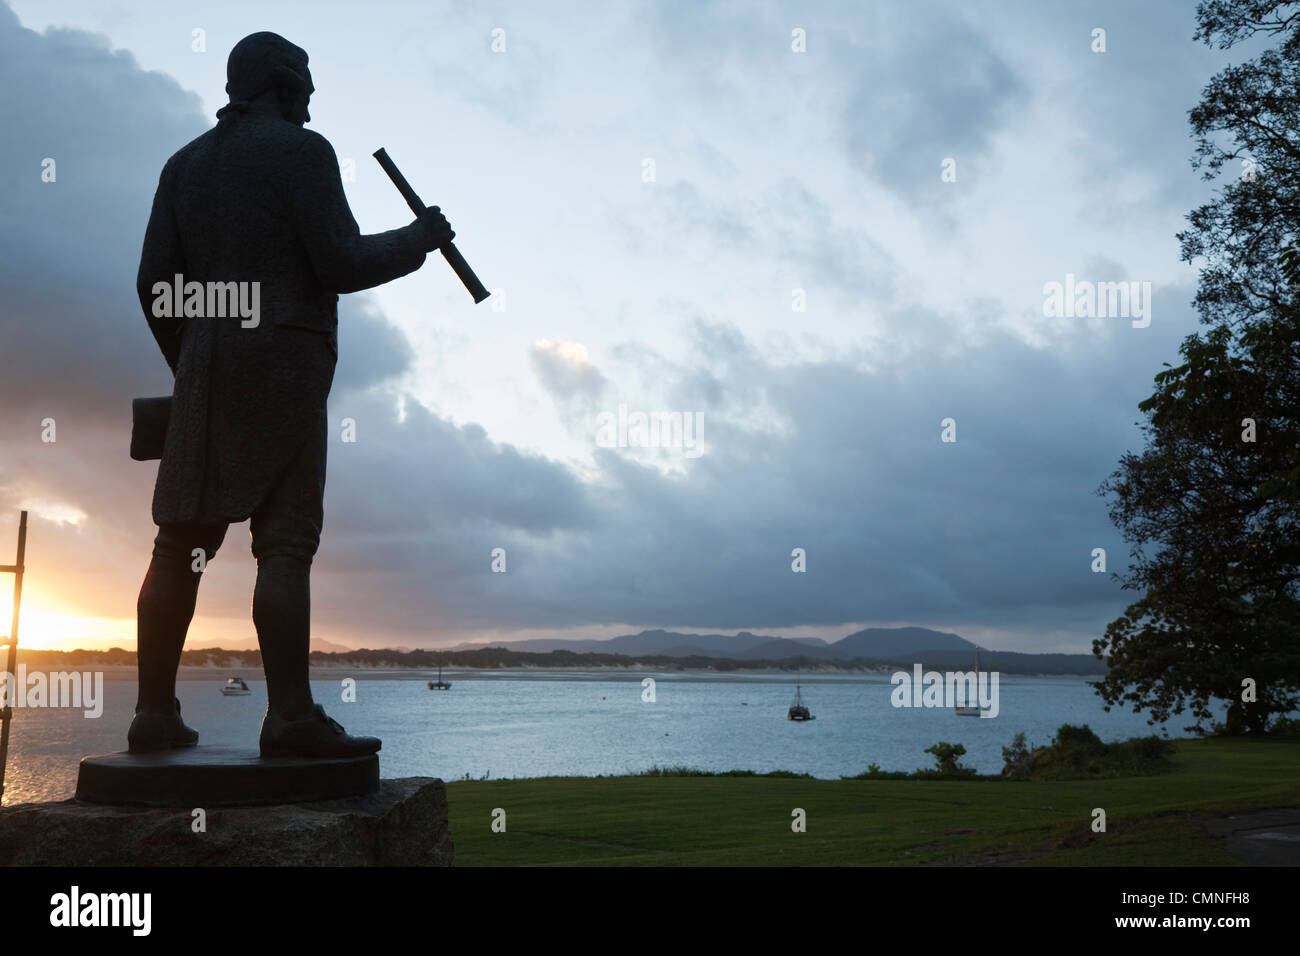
[250,410,380,757]
[250,553,315,717]
[250,412,325,720]
[135,522,227,713]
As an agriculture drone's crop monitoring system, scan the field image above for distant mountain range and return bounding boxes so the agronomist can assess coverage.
[21,626,1103,675]
[451,627,1105,674]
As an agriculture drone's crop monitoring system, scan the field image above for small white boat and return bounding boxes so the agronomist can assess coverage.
[221,676,251,696]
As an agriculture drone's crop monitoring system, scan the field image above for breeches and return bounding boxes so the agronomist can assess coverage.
[152,411,326,566]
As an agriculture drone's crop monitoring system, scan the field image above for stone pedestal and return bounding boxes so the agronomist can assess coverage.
[0,777,453,866]
[75,746,378,807]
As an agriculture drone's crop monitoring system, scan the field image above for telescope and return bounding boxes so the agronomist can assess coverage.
[373,147,490,304]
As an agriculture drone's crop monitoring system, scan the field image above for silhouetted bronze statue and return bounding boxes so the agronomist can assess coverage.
[130,32,453,756]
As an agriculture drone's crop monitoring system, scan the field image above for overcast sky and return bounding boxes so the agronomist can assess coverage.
[0,0,1237,651]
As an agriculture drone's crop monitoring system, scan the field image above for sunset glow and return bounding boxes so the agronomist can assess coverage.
[0,598,134,651]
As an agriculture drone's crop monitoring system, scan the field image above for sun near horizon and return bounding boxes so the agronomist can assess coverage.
[0,596,136,651]
[0,588,251,652]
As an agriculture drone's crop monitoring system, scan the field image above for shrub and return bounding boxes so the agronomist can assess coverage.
[1029,724,1176,779]
[923,741,976,776]
[1270,716,1300,738]
[1000,732,1035,779]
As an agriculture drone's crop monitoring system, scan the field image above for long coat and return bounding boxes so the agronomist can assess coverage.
[137,101,427,525]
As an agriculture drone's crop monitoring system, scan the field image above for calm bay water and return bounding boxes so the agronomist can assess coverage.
[0,669,1206,806]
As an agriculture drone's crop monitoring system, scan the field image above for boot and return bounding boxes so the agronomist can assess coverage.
[259,703,381,758]
[127,697,199,753]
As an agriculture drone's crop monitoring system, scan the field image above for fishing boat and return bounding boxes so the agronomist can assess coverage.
[220,676,250,696]
[787,681,814,721]
[427,661,452,691]
[954,646,988,716]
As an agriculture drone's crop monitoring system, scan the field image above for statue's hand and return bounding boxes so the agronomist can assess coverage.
[415,205,455,252]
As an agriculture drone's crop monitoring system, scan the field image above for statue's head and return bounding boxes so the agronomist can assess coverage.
[223,32,313,125]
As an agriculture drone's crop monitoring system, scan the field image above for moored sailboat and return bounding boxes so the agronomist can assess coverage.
[787,680,814,720]
[428,660,452,691]
[954,646,988,716]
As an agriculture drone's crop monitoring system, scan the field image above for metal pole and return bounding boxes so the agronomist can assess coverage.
[0,511,29,802]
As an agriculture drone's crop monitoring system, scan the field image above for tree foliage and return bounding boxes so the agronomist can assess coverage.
[923,741,972,775]
[1094,1,1300,734]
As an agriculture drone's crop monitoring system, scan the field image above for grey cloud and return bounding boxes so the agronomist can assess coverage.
[530,337,607,403]
[839,6,1027,197]
[300,304,1192,647]
[335,301,415,392]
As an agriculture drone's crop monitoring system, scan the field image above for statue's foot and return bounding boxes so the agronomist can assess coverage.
[127,698,199,753]
[259,704,381,758]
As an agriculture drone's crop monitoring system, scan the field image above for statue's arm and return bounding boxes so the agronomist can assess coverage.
[136,160,185,373]
[288,133,428,294]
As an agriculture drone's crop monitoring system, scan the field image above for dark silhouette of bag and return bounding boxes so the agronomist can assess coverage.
[131,396,172,461]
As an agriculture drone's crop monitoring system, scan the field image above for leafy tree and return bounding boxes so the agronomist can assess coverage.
[923,741,970,775]
[1094,1,1300,734]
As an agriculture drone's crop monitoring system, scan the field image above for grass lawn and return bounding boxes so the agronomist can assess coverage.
[444,737,1300,866]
